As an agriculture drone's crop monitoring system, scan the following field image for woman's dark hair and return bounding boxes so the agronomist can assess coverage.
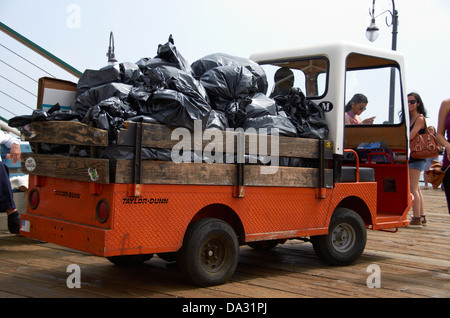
[408,92,427,117]
[345,93,368,112]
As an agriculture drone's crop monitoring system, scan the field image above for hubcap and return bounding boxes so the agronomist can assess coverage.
[331,223,356,253]
[201,239,225,271]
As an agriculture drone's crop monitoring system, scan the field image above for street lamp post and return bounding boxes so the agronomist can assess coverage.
[365,0,398,123]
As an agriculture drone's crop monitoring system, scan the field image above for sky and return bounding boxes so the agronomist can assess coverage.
[1,0,450,129]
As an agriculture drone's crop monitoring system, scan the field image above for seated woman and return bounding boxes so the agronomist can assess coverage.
[345,93,375,125]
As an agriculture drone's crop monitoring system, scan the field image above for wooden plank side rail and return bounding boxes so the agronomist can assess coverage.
[20,121,334,188]
[24,121,109,147]
[114,160,333,187]
[21,153,110,184]
[118,122,334,159]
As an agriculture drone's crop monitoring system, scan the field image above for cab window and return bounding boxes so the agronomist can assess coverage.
[259,57,328,99]
[345,53,404,125]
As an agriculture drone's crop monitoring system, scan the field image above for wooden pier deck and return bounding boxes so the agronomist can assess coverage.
[0,188,449,299]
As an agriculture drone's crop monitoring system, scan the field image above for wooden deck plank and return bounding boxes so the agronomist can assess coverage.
[0,188,449,299]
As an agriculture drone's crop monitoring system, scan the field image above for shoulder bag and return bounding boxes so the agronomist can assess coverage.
[410,117,440,159]
[424,160,449,189]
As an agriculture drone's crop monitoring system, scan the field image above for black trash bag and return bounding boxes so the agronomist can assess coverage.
[135,66,170,94]
[135,65,210,103]
[8,115,33,127]
[46,103,81,122]
[128,86,156,111]
[297,100,328,139]
[156,35,193,75]
[29,140,88,157]
[36,143,71,155]
[126,115,159,124]
[157,66,209,101]
[82,97,137,141]
[191,52,268,94]
[95,97,137,119]
[73,82,132,118]
[242,113,298,137]
[119,62,149,87]
[201,66,258,103]
[82,105,110,132]
[205,109,229,130]
[76,66,122,97]
[200,66,258,128]
[9,104,81,128]
[275,87,329,139]
[140,66,211,131]
[136,35,193,77]
[244,93,277,119]
[47,110,81,122]
[136,56,179,78]
[147,88,211,131]
[31,109,49,121]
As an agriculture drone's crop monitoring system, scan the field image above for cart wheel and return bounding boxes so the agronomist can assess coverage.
[311,208,366,265]
[107,254,153,266]
[178,218,239,286]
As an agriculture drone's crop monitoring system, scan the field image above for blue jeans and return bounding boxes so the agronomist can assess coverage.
[0,162,15,211]
[409,160,426,171]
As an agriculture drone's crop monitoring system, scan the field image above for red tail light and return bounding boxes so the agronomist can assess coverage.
[96,199,109,223]
[29,189,40,210]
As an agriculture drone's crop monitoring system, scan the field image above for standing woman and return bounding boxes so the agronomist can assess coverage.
[408,92,427,227]
[436,98,450,214]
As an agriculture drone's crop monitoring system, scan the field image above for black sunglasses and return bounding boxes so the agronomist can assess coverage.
[408,100,417,105]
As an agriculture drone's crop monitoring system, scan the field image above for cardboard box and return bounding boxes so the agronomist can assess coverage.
[37,77,77,112]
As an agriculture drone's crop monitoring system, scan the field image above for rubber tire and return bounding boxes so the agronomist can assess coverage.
[177,218,239,287]
[311,208,367,266]
[107,254,153,266]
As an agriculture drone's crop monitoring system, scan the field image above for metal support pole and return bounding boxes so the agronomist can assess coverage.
[388,1,398,123]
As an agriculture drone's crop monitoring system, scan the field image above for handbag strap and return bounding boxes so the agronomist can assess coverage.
[411,115,427,134]
[422,116,428,130]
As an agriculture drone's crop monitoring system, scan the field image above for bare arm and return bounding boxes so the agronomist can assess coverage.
[436,99,450,160]
[362,116,376,124]
[6,143,21,165]
[410,115,425,141]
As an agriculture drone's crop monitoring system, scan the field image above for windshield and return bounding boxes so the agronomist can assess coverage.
[345,52,404,126]
[259,57,328,99]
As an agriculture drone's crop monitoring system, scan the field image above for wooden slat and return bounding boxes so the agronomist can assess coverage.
[118,122,333,159]
[115,160,235,185]
[25,121,108,147]
[114,159,333,188]
[21,153,110,184]
[244,165,333,187]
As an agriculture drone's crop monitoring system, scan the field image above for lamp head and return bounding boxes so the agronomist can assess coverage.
[365,18,380,42]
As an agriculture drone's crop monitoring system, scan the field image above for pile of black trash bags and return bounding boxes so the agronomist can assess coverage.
[9,36,328,169]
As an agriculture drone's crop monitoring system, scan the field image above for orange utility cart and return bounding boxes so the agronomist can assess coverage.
[19,42,412,286]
